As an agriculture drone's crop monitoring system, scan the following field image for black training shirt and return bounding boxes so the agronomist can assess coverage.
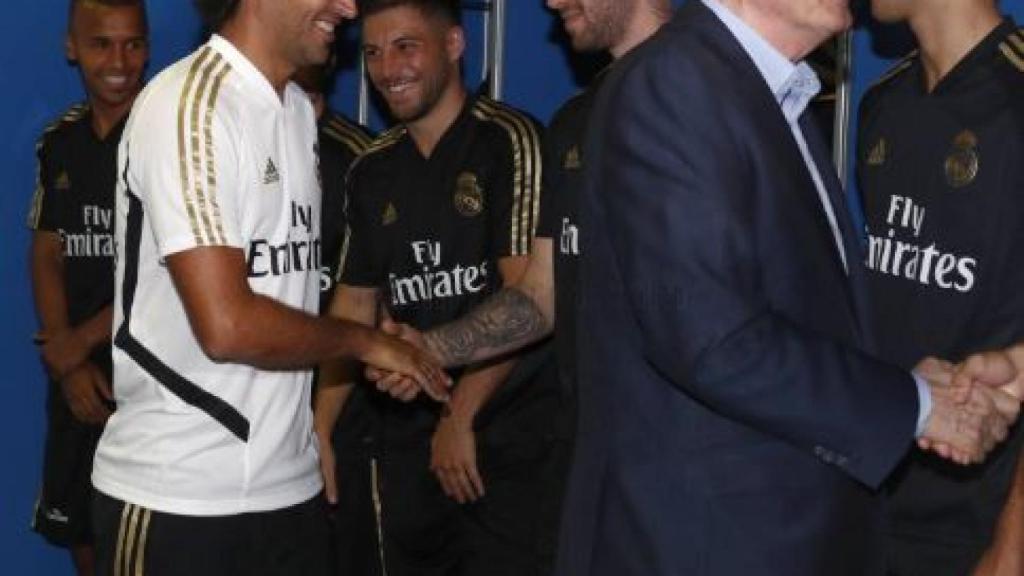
[342,93,558,449]
[317,110,373,313]
[28,104,121,337]
[536,73,606,410]
[857,18,1024,565]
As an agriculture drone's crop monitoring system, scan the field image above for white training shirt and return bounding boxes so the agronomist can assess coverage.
[93,35,323,516]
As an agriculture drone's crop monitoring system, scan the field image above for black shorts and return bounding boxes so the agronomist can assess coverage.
[92,491,331,576]
[32,380,103,548]
[373,435,568,576]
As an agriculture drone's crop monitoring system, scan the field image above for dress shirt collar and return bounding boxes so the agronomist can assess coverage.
[701,0,821,122]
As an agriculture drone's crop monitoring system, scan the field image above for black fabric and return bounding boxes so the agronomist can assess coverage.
[317,110,373,314]
[337,93,562,574]
[32,379,103,548]
[29,106,118,549]
[114,188,250,442]
[93,491,331,576]
[536,75,607,424]
[376,441,565,576]
[857,18,1024,573]
[341,93,557,449]
[30,106,119,326]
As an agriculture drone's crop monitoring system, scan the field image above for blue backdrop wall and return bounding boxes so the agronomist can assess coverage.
[2,1,1021,574]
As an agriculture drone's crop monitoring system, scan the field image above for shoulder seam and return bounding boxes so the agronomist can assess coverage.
[347,126,406,176]
[869,50,918,92]
[322,113,373,154]
[470,96,543,257]
[39,102,90,142]
[996,30,1024,73]
[29,103,89,228]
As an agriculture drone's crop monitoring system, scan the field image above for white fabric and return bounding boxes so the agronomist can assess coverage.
[94,35,324,516]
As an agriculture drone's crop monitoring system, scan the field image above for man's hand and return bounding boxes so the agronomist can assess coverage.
[60,362,113,425]
[956,347,1024,401]
[918,375,1014,465]
[318,432,339,505]
[356,327,450,402]
[365,320,447,402]
[431,411,485,504]
[39,329,90,382]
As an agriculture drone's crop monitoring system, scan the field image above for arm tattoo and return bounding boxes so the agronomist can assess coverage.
[426,287,550,367]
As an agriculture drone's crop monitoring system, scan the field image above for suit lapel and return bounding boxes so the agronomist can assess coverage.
[687,1,865,329]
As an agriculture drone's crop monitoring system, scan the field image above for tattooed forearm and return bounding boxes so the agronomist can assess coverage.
[425,287,551,367]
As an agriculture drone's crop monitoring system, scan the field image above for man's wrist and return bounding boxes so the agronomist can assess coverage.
[423,331,452,368]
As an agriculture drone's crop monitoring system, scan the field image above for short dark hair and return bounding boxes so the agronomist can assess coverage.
[357,0,461,27]
[68,0,149,32]
[192,0,240,31]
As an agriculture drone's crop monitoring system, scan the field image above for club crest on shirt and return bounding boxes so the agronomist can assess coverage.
[382,201,398,226]
[866,138,887,166]
[54,170,71,191]
[944,130,979,188]
[563,145,582,170]
[454,172,484,217]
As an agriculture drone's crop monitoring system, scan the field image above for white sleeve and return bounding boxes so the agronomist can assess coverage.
[126,75,244,257]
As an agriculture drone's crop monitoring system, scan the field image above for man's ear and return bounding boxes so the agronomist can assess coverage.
[445,25,465,64]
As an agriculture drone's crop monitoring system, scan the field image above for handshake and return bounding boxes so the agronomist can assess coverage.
[361,319,451,403]
[916,346,1024,465]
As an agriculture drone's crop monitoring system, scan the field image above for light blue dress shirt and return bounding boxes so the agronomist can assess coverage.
[701,0,931,435]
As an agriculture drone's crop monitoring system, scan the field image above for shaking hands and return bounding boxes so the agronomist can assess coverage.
[916,345,1024,466]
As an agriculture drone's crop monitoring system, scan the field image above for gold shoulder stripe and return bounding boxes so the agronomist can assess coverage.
[323,118,370,156]
[177,47,233,246]
[472,97,543,256]
[345,126,405,181]
[869,50,918,91]
[362,126,405,157]
[325,115,373,152]
[202,58,232,245]
[27,103,91,228]
[177,47,213,245]
[999,41,1024,73]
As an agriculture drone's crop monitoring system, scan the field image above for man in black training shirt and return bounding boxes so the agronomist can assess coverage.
[294,63,384,576]
[365,0,672,571]
[26,1,148,574]
[858,0,1024,573]
[315,1,558,574]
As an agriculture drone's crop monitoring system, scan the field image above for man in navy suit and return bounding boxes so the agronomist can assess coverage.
[559,0,1022,574]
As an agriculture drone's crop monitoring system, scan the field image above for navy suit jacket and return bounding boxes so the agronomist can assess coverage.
[559,3,920,575]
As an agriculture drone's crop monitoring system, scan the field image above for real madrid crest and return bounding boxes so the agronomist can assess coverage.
[454,172,484,217]
[944,130,979,188]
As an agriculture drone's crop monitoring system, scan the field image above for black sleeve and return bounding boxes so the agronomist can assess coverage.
[338,167,383,288]
[487,115,544,259]
[536,126,563,241]
[27,133,62,232]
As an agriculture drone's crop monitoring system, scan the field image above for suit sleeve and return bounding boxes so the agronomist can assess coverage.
[588,49,917,488]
